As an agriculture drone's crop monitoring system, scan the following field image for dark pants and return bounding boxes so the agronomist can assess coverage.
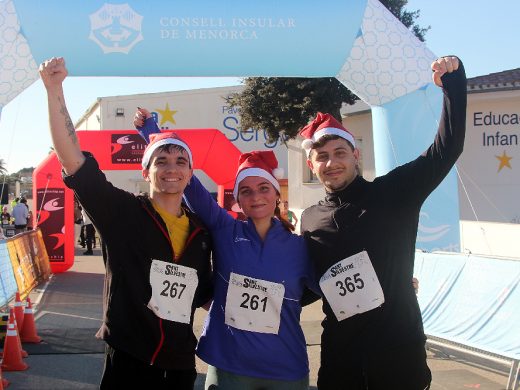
[15,224,27,234]
[317,340,431,390]
[79,225,85,247]
[84,223,95,252]
[100,345,197,390]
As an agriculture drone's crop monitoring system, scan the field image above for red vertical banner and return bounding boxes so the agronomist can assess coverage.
[36,188,66,262]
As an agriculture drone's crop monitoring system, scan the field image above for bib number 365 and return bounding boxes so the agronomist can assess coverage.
[319,251,384,321]
[335,272,365,296]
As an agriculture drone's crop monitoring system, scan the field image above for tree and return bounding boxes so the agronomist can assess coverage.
[226,0,429,142]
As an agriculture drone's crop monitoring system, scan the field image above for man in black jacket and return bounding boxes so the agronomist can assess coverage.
[300,56,466,389]
[40,57,212,390]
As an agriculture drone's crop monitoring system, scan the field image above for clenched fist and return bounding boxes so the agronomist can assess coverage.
[39,57,68,90]
[431,56,459,87]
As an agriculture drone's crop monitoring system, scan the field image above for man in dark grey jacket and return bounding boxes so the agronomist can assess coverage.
[300,56,466,389]
[40,57,212,390]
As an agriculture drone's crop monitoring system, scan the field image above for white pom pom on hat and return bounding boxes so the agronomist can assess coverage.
[301,138,314,151]
[233,150,283,199]
[272,167,284,180]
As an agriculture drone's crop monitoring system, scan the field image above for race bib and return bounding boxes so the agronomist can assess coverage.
[147,260,198,324]
[225,272,285,334]
[319,251,384,321]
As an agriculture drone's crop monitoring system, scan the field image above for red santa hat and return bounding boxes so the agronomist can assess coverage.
[299,112,356,156]
[141,132,193,169]
[233,150,284,200]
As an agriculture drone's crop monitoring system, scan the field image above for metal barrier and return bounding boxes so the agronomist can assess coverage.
[427,336,520,390]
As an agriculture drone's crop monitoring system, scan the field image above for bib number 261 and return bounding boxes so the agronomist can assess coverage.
[240,292,268,312]
[335,272,364,296]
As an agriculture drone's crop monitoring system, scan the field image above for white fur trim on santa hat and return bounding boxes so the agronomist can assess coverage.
[302,127,356,157]
[141,138,193,169]
[233,167,281,200]
[313,127,356,148]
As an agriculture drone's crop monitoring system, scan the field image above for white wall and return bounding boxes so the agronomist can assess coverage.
[76,103,101,131]
[460,220,520,258]
[458,90,520,224]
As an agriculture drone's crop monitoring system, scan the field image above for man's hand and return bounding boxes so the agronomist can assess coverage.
[133,107,152,128]
[39,57,68,90]
[431,56,459,87]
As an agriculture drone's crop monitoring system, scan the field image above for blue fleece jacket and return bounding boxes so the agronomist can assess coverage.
[184,176,314,381]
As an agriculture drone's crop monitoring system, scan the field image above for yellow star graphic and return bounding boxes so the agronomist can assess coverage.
[495,150,513,172]
[156,103,178,126]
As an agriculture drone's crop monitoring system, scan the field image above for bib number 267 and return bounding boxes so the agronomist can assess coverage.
[160,281,186,299]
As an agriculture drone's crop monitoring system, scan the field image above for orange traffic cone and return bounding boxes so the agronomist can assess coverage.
[0,365,8,389]
[20,297,41,343]
[1,308,28,371]
[12,293,24,334]
[12,317,28,359]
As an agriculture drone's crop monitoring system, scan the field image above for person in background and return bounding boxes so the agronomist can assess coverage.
[280,200,298,228]
[40,56,213,390]
[300,56,466,389]
[1,206,11,226]
[10,197,18,211]
[26,210,33,230]
[12,197,29,234]
[81,208,95,255]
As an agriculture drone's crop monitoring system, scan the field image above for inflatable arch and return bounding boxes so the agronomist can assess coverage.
[33,130,241,272]
[2,0,461,271]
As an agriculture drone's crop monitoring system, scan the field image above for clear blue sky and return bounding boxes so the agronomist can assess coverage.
[1,0,519,173]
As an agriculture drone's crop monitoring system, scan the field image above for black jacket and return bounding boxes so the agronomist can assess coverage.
[64,154,212,370]
[301,63,467,351]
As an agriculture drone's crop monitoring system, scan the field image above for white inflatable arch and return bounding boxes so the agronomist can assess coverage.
[1,0,460,269]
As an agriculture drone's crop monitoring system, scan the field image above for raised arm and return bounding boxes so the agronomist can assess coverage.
[39,57,85,175]
[379,56,467,204]
[183,175,234,229]
[430,56,467,160]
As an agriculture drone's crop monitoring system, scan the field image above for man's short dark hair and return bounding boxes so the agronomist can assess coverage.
[146,144,192,169]
[309,134,355,158]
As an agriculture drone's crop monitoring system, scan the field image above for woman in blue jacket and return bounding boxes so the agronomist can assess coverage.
[188,150,315,389]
